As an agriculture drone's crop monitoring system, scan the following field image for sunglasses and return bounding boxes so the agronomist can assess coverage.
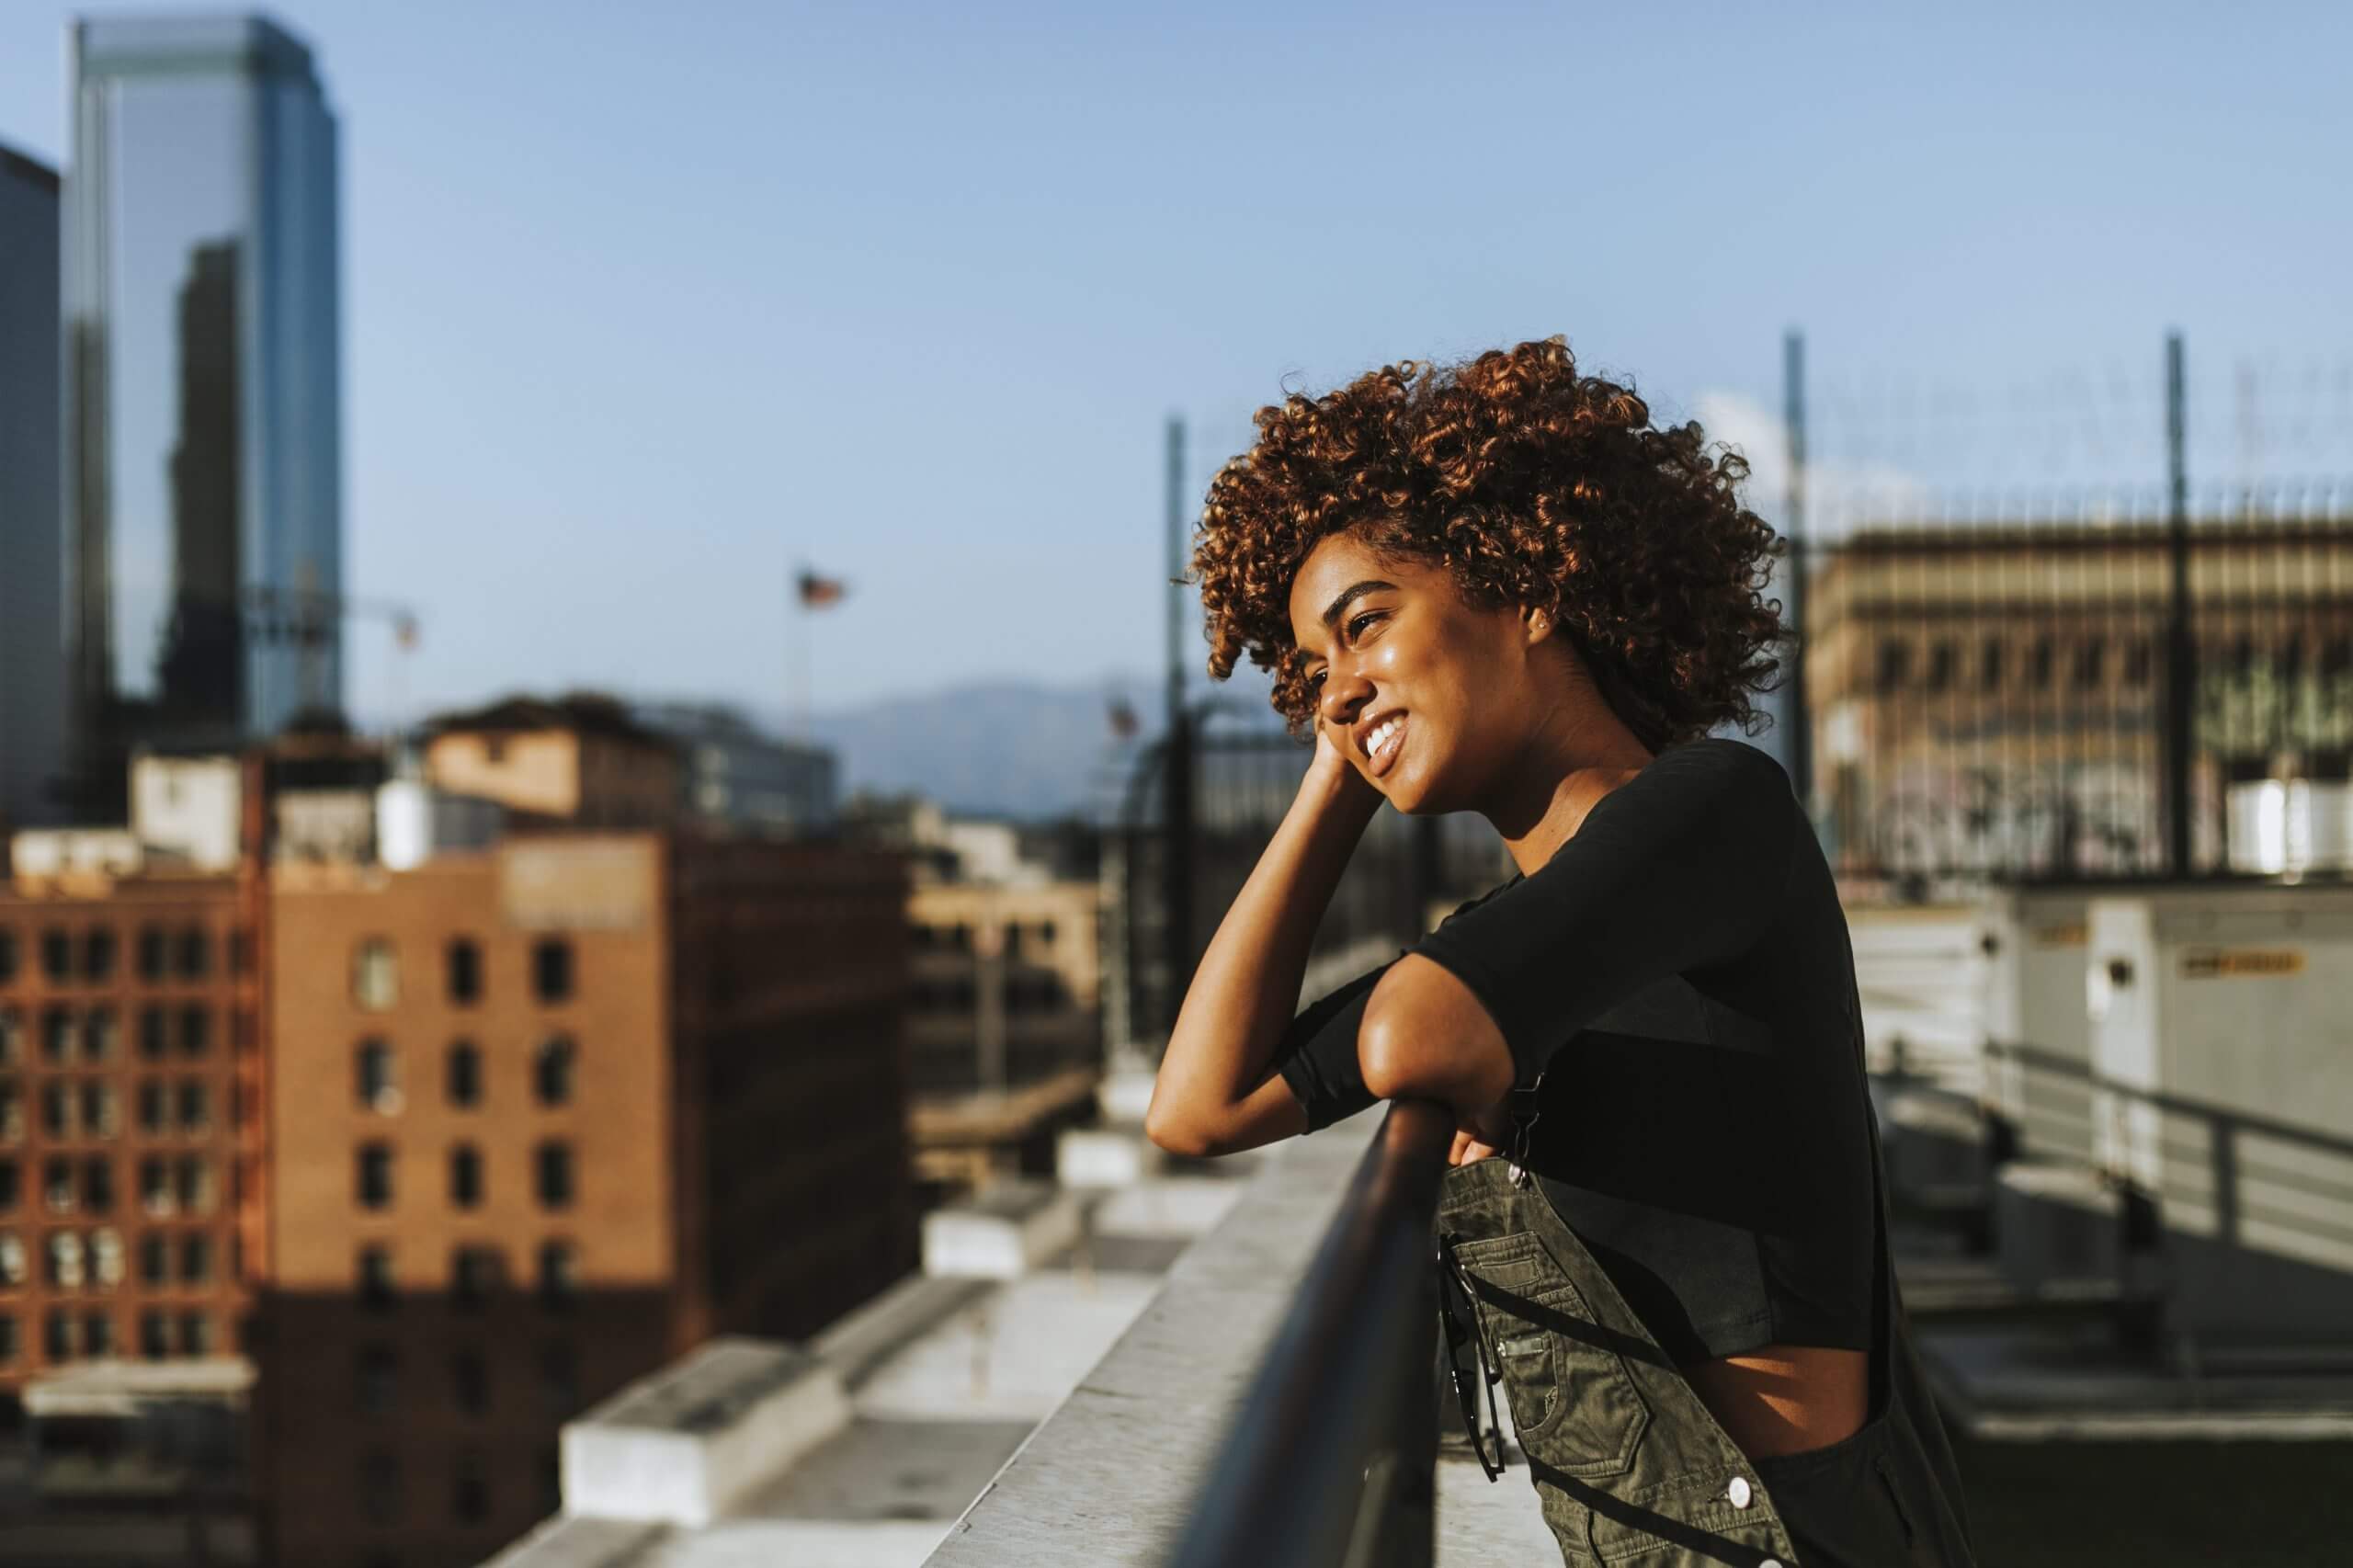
[1436,1229,1508,1482]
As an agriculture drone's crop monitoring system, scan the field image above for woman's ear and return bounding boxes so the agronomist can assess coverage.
[1521,605,1553,646]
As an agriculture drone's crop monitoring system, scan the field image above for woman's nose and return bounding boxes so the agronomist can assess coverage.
[1320,665,1374,728]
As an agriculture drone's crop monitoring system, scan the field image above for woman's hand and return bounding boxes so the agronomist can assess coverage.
[1307,712,1382,817]
[1448,1098,1513,1165]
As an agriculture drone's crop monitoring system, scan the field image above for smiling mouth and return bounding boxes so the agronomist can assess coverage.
[1365,713,1406,778]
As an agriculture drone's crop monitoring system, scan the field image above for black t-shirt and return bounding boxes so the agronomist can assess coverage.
[1274,737,1879,1365]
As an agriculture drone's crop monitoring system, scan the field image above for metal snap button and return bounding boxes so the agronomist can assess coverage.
[1727,1474,1753,1509]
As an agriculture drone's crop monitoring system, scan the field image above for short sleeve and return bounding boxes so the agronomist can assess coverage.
[1407,740,1800,1087]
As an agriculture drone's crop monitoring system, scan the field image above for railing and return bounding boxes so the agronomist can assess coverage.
[1162,1100,1455,1568]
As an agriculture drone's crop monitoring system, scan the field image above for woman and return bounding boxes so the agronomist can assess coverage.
[1145,338,1975,1566]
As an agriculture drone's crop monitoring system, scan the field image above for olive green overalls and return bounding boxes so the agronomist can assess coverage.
[1435,1105,1976,1566]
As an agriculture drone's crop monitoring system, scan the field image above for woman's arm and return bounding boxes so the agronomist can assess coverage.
[1144,722,1384,1157]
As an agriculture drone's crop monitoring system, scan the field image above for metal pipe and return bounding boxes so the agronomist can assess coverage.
[1162,1100,1455,1568]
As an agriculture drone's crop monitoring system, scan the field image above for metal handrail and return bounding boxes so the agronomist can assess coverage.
[1162,1099,1456,1568]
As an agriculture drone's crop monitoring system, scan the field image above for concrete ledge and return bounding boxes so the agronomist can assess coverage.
[561,1338,852,1528]
[918,1109,1384,1568]
[1882,1086,1987,1207]
[1057,1127,1165,1188]
[1995,1161,2120,1293]
[923,1180,1084,1278]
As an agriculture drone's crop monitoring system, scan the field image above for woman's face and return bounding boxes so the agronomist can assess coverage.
[1287,529,1545,813]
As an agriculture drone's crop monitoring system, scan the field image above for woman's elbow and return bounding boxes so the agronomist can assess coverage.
[1143,1092,1222,1158]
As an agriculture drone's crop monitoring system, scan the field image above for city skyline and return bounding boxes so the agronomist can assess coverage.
[5,2,2351,733]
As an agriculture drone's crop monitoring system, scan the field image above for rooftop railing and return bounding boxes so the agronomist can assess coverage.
[1161,1099,1453,1568]
[918,1098,1540,1568]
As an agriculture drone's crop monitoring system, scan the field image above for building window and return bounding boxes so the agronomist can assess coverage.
[2074,637,2107,689]
[446,1042,482,1108]
[81,1008,118,1063]
[0,932,14,984]
[449,1145,483,1210]
[357,1344,398,1415]
[47,1231,83,1289]
[0,1083,17,1142]
[181,1233,212,1284]
[45,1157,74,1213]
[84,1312,113,1357]
[92,1227,123,1287]
[538,1240,577,1311]
[141,1233,169,1285]
[360,1449,401,1524]
[357,1144,394,1210]
[83,1083,118,1141]
[136,926,166,983]
[352,939,398,1012]
[540,1340,580,1415]
[356,1040,399,1112]
[176,927,211,980]
[138,1081,165,1134]
[534,1143,574,1210]
[0,1233,23,1286]
[176,1157,213,1214]
[358,1244,396,1312]
[139,1006,168,1060]
[82,929,116,983]
[451,1245,503,1310]
[531,1036,575,1107]
[2028,638,2054,689]
[530,938,574,1005]
[40,929,71,983]
[83,1157,113,1213]
[45,1309,73,1362]
[41,1084,71,1140]
[139,1157,170,1216]
[452,1348,490,1416]
[139,1310,168,1360]
[176,1081,210,1134]
[178,1006,210,1057]
[0,1006,18,1065]
[0,1314,16,1364]
[453,1449,491,1523]
[2126,637,2155,687]
[178,1312,212,1355]
[41,1009,72,1064]
[447,938,483,1005]
[0,1162,15,1211]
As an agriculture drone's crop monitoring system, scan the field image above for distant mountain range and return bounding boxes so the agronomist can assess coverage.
[778,669,1288,820]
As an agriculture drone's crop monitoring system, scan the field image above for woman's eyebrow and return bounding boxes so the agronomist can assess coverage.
[1318,579,1396,630]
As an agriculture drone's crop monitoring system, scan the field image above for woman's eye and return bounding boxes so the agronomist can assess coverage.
[1347,611,1382,640]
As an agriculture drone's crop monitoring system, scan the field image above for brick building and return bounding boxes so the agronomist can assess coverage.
[254,831,915,1568]
[0,871,257,1388]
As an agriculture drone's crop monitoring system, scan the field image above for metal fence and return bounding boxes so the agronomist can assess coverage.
[1107,709,1513,1043]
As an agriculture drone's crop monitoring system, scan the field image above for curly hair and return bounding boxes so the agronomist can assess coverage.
[1188,335,1786,751]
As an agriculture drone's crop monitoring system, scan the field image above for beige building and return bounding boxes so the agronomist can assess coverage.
[422,695,680,830]
[1806,517,2353,881]
[904,879,1101,1192]
[257,832,915,1568]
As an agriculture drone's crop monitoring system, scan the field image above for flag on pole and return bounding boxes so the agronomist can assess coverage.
[797,570,848,608]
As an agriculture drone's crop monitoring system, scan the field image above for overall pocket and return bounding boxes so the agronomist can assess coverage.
[1449,1230,1651,1480]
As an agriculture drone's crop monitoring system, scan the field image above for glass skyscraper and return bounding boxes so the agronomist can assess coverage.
[0,143,63,829]
[64,14,340,812]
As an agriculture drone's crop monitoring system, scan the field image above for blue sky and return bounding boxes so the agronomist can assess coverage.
[6,1,2350,725]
